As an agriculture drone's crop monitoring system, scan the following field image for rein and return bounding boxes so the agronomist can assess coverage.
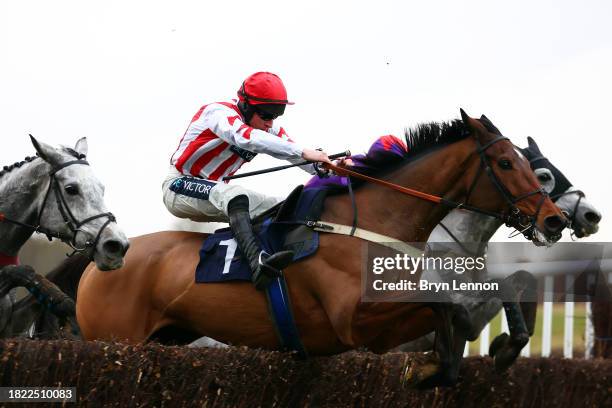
[0,158,116,257]
[324,136,548,238]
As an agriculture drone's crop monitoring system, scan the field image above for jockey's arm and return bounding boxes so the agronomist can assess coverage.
[268,125,332,174]
[208,106,304,161]
[208,105,331,174]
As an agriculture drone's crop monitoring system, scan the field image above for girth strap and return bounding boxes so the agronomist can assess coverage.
[265,276,307,358]
[309,221,422,257]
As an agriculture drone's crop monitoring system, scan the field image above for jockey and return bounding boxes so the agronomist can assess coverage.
[163,72,331,289]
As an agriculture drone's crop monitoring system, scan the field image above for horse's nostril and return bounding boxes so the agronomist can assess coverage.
[584,211,602,224]
[544,215,567,234]
[103,240,127,255]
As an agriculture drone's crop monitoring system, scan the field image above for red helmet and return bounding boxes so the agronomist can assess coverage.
[237,72,294,105]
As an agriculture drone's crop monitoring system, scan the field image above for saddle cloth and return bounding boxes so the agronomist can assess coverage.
[195,185,331,283]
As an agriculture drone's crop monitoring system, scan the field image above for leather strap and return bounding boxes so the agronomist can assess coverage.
[310,221,422,257]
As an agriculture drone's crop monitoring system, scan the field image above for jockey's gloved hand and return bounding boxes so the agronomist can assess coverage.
[303,148,333,178]
[302,148,332,164]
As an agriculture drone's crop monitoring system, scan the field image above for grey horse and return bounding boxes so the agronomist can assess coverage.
[0,136,129,338]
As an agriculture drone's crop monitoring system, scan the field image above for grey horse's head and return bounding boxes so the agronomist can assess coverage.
[521,136,601,238]
[30,136,129,270]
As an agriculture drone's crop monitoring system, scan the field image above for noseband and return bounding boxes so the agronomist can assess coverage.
[0,158,116,257]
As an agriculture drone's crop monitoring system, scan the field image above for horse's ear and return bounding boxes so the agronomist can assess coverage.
[460,108,479,134]
[75,137,88,158]
[527,136,541,154]
[460,108,470,124]
[30,134,63,165]
[479,114,503,136]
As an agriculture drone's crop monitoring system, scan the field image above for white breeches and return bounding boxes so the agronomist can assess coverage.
[162,167,282,222]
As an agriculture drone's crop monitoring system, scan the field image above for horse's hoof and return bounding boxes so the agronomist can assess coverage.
[402,354,441,389]
[489,332,509,357]
[493,345,521,372]
[491,333,529,372]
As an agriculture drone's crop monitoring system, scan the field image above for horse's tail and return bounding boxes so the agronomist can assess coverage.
[45,252,91,300]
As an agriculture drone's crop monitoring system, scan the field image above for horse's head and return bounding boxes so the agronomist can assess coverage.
[520,136,601,238]
[458,109,567,245]
[30,136,129,270]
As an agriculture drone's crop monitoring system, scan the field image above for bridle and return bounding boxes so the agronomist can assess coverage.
[464,136,550,240]
[528,154,585,237]
[0,157,116,257]
[325,135,552,241]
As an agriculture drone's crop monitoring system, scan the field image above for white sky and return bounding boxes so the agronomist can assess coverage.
[1,0,611,242]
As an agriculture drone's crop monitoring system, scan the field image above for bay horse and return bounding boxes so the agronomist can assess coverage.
[76,110,566,385]
[396,135,601,384]
[0,136,129,338]
[189,133,603,380]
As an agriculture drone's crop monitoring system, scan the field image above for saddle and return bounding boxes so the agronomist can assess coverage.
[195,185,334,284]
[268,184,330,257]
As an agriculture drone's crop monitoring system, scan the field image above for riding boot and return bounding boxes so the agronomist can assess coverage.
[227,195,294,290]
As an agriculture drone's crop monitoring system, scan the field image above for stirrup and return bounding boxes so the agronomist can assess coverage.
[258,251,272,267]
[260,250,294,270]
[252,250,294,291]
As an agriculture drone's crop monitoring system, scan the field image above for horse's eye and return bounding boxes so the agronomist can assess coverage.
[498,159,513,170]
[538,173,552,183]
[65,184,79,195]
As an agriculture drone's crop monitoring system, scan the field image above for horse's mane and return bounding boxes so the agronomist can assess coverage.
[62,147,86,160]
[0,155,38,179]
[0,146,83,180]
[351,119,472,178]
[403,119,471,158]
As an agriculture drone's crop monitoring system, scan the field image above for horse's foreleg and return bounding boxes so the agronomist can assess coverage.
[0,265,76,318]
[487,276,531,372]
[407,303,468,388]
[460,295,503,341]
[0,265,81,339]
[396,292,502,352]
[506,270,538,336]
